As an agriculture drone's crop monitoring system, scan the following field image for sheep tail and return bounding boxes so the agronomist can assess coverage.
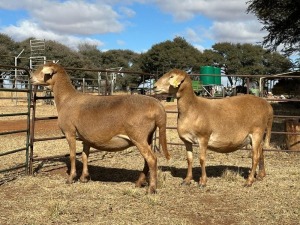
[158,122,170,160]
[264,106,273,149]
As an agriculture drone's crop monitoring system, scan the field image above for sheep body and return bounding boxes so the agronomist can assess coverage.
[154,69,273,187]
[31,62,170,194]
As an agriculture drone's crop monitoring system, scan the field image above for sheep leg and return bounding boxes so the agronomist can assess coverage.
[147,152,157,194]
[80,143,90,183]
[182,142,193,185]
[263,116,273,149]
[136,159,149,188]
[257,143,266,180]
[198,138,208,187]
[245,132,263,186]
[135,143,157,194]
[66,134,77,184]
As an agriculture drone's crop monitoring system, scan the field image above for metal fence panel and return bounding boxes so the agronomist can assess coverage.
[0,65,31,175]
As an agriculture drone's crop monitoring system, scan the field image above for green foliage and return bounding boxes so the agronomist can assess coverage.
[0,34,18,66]
[202,42,292,75]
[0,45,14,66]
[140,37,203,74]
[0,33,294,87]
[247,0,300,56]
[0,34,16,52]
[201,49,223,67]
[99,49,140,70]
[46,40,95,78]
[16,38,34,68]
[78,43,102,68]
[98,49,143,89]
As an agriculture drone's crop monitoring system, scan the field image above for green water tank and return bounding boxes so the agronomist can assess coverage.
[214,67,221,85]
[200,66,215,85]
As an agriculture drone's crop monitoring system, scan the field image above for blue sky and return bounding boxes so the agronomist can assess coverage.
[0,0,266,53]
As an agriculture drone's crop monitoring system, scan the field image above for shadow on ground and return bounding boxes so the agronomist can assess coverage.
[33,157,250,184]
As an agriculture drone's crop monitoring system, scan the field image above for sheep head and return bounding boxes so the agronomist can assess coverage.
[30,62,64,90]
[154,69,187,95]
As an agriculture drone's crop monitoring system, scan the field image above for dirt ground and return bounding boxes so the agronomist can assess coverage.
[0,101,299,225]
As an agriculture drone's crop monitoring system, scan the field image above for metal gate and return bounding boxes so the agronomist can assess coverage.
[0,65,31,181]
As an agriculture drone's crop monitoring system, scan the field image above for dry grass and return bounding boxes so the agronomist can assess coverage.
[0,149,299,225]
[0,98,300,225]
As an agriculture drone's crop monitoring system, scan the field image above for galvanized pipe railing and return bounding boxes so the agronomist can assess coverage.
[0,64,31,174]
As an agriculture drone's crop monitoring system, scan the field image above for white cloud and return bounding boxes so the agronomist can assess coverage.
[211,20,267,44]
[0,0,124,49]
[117,40,126,46]
[31,1,123,35]
[155,0,251,21]
[0,0,41,10]
[185,28,202,43]
[0,0,268,52]
[193,44,205,52]
[119,6,136,18]
[1,20,104,50]
[155,0,265,46]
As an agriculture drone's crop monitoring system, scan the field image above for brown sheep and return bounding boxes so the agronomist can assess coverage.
[154,69,273,187]
[30,62,170,194]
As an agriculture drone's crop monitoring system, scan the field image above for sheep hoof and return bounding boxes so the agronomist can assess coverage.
[256,176,264,181]
[198,184,206,189]
[244,182,253,187]
[135,180,148,188]
[66,178,75,184]
[181,180,191,186]
[257,172,266,181]
[79,176,90,183]
[148,187,157,194]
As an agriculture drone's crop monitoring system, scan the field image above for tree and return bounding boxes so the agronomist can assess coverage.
[78,43,102,68]
[98,49,142,90]
[14,38,92,73]
[0,35,30,88]
[99,50,140,70]
[203,42,292,75]
[140,37,204,74]
[247,0,300,56]
[17,38,35,68]
[202,42,292,86]
[0,34,17,52]
[0,34,19,66]
[45,40,97,79]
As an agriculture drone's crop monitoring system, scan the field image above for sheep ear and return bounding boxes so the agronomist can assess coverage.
[42,66,54,75]
[169,75,181,88]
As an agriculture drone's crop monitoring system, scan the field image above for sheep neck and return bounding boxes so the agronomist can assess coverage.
[176,82,198,114]
[52,77,76,112]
